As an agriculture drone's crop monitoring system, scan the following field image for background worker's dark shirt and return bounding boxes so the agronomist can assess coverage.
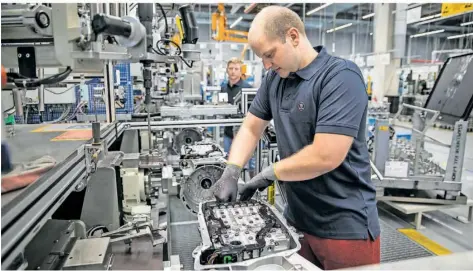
[248,46,380,240]
[222,79,252,138]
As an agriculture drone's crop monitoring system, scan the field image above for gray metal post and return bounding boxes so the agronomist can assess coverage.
[445,120,468,183]
[13,90,23,119]
[412,111,425,175]
[255,140,262,174]
[373,118,390,175]
[92,122,101,144]
[38,69,45,114]
[302,3,306,23]
[103,62,116,123]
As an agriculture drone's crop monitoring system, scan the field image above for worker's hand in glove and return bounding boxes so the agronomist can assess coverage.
[212,163,242,202]
[238,164,278,201]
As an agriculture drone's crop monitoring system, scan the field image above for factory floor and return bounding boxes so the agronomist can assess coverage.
[381,123,473,255]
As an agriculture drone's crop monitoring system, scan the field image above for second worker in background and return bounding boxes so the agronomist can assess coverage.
[222,57,252,155]
[212,6,381,270]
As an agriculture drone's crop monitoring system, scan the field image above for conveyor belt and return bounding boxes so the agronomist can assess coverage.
[169,196,434,269]
[169,195,199,223]
[169,196,201,270]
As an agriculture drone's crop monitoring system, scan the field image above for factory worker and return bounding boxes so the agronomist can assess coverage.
[221,57,252,155]
[211,6,380,270]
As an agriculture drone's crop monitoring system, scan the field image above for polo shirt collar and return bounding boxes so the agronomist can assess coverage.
[295,45,330,80]
[228,79,243,87]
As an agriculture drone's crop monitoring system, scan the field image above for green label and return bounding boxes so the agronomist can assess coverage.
[223,255,232,264]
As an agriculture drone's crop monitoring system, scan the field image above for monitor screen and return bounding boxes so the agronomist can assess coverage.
[425,53,473,124]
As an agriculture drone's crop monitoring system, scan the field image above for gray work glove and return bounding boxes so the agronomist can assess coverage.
[212,163,242,202]
[238,165,278,201]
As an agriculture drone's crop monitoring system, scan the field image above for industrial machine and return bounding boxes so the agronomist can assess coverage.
[0,3,268,265]
[7,3,473,271]
[193,199,302,270]
[370,52,473,204]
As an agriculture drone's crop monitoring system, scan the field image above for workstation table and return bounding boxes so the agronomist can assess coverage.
[382,199,473,229]
[2,123,99,207]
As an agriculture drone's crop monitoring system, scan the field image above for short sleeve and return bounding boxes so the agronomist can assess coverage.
[315,69,368,137]
[248,72,273,121]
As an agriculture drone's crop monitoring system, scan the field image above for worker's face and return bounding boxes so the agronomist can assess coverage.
[249,28,301,78]
[227,63,242,82]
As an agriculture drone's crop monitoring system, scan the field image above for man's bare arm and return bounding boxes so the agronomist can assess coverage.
[227,112,269,167]
[274,133,353,181]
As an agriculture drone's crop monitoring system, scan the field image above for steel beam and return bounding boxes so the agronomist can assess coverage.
[373,178,462,191]
[128,119,244,130]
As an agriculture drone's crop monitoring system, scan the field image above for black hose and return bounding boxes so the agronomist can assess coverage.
[12,67,73,88]
[132,113,160,118]
[156,3,169,35]
[156,39,182,55]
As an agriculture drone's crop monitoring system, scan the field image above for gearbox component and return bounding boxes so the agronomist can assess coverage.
[193,200,301,269]
[180,142,224,159]
[174,128,203,151]
[180,165,224,214]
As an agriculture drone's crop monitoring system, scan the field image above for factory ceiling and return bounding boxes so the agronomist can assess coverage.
[155,3,473,37]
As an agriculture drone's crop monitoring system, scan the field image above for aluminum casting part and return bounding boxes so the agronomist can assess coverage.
[175,128,203,152]
[180,165,224,214]
[193,200,301,270]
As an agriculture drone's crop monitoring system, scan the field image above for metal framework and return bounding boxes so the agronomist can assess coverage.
[211,3,249,43]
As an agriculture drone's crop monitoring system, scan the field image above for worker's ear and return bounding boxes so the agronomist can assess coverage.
[287,27,299,47]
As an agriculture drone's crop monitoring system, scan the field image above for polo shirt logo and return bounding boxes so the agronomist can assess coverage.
[298,102,305,111]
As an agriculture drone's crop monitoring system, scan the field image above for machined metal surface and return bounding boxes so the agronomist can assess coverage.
[194,200,301,270]
[174,128,203,151]
[63,238,112,270]
[180,164,224,214]
[24,219,87,270]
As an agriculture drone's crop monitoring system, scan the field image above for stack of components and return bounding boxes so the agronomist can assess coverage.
[389,138,445,176]
[179,140,226,214]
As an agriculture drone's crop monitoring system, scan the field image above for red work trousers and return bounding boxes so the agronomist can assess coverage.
[298,233,380,270]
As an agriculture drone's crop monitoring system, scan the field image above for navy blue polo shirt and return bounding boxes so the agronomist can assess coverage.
[248,46,380,240]
[222,79,252,138]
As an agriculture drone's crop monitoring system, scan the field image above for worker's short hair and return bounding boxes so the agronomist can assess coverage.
[227,57,243,69]
[262,6,306,43]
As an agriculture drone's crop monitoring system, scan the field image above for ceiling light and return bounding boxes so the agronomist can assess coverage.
[461,21,473,26]
[362,13,375,19]
[447,33,473,39]
[412,13,441,23]
[285,3,294,8]
[230,17,243,29]
[326,23,353,33]
[370,32,373,36]
[306,3,332,16]
[410,29,445,38]
[244,3,257,14]
[422,13,441,20]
